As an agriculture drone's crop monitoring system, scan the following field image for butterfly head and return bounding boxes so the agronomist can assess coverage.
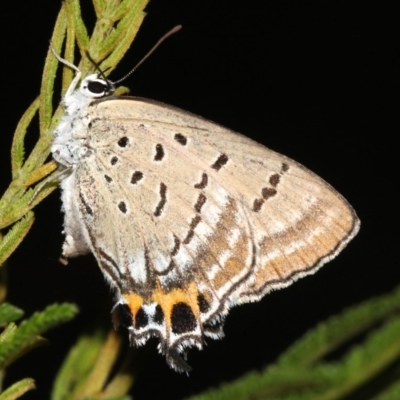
[79,74,115,98]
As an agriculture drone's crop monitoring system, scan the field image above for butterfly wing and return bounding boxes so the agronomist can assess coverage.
[64,96,359,371]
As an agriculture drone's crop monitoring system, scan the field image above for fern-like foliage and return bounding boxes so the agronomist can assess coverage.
[187,285,400,400]
[0,0,149,267]
[0,303,78,399]
[0,1,149,398]
[2,1,398,399]
[51,329,134,400]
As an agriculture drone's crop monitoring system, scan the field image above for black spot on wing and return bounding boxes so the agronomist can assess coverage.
[197,293,211,313]
[171,302,197,334]
[118,136,129,147]
[154,144,165,161]
[118,201,127,213]
[269,173,280,187]
[211,153,228,171]
[174,133,187,145]
[115,304,133,328]
[183,215,201,244]
[194,173,208,189]
[131,171,143,184]
[262,187,277,200]
[154,182,167,217]
[194,193,207,213]
[253,198,264,212]
[171,235,180,257]
[135,307,148,329]
[281,163,290,173]
[154,304,164,324]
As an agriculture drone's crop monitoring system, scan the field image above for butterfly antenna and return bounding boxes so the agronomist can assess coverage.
[113,25,182,85]
[85,51,113,89]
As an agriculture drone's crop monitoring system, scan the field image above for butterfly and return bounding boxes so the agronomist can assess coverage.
[50,46,360,372]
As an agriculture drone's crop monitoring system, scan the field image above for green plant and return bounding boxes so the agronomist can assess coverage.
[0,1,148,398]
[187,285,400,400]
[1,1,399,399]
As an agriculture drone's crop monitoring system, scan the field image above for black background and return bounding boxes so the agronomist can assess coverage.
[1,1,397,399]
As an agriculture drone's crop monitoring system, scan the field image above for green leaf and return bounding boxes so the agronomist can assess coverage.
[52,330,107,400]
[278,284,400,367]
[373,379,400,400]
[52,329,134,400]
[0,1,149,397]
[39,3,68,133]
[187,285,400,400]
[0,212,34,267]
[97,0,148,74]
[315,316,400,400]
[186,367,331,400]
[0,303,78,370]
[0,323,17,344]
[0,378,35,400]
[10,98,39,178]
[0,0,150,271]
[0,303,24,325]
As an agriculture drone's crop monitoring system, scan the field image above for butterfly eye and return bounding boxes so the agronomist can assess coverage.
[87,80,109,95]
